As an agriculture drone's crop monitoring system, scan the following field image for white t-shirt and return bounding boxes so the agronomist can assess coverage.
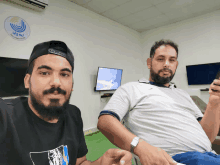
[100,79,213,156]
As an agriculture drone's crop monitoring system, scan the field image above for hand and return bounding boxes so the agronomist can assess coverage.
[101,148,132,165]
[209,78,220,106]
[135,140,177,165]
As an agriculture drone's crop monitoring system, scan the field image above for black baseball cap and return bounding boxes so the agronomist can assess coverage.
[27,40,74,74]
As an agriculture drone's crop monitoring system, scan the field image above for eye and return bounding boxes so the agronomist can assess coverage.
[61,73,69,77]
[158,59,163,61]
[40,72,49,75]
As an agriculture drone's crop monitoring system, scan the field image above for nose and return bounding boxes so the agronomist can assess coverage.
[163,60,171,69]
[165,60,170,65]
[50,73,61,87]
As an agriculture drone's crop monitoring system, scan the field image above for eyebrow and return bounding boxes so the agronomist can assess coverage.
[37,65,72,73]
[157,55,177,59]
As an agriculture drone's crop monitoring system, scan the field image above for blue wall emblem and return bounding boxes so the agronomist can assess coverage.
[4,16,30,41]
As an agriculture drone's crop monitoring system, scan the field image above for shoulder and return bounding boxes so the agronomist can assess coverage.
[66,104,82,119]
[120,81,148,89]
[119,82,134,90]
[67,104,80,112]
[114,82,139,96]
[175,88,190,97]
[119,79,151,92]
[65,104,85,127]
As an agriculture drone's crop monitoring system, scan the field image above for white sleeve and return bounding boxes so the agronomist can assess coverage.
[182,90,204,119]
[101,84,132,121]
[189,97,204,119]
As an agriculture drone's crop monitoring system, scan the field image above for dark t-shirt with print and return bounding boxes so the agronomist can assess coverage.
[0,96,88,165]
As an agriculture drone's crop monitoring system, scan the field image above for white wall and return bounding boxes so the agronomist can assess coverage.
[0,0,144,131]
[141,10,220,104]
[2,0,219,132]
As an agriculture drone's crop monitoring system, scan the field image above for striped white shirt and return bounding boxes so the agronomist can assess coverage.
[100,79,214,156]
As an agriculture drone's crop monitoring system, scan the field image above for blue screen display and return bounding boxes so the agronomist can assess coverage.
[96,67,122,91]
[186,62,220,85]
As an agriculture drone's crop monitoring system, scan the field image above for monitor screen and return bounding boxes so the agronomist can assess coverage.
[0,57,29,97]
[95,67,123,91]
[186,62,220,85]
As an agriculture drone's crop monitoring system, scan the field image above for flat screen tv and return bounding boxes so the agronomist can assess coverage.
[0,57,29,97]
[186,62,220,85]
[95,67,123,91]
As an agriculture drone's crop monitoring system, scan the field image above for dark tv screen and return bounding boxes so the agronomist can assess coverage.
[0,57,29,97]
[186,62,220,85]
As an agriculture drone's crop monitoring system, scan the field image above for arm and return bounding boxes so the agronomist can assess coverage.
[219,111,220,130]
[199,102,220,143]
[219,114,220,132]
[97,85,138,153]
[97,84,177,165]
[76,149,132,165]
[199,78,220,143]
[97,115,177,165]
[76,155,102,165]
[97,115,138,154]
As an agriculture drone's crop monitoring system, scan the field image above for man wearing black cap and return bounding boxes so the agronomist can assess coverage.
[0,40,132,165]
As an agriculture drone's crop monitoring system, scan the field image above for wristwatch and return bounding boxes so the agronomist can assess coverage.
[130,137,140,153]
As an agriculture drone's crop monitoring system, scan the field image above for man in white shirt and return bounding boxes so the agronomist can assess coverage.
[97,39,220,165]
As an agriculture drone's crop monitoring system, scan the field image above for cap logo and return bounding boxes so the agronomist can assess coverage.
[48,48,66,57]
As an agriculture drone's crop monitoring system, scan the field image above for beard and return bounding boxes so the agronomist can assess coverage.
[150,66,176,85]
[29,83,72,120]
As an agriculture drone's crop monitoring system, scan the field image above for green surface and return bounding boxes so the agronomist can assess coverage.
[85,131,135,164]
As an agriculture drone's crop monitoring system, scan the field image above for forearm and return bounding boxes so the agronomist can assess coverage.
[81,157,102,165]
[200,102,220,143]
[97,115,137,152]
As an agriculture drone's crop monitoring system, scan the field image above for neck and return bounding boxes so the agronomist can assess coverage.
[149,78,170,87]
[28,97,59,123]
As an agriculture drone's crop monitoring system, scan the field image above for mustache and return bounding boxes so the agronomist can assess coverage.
[161,69,172,73]
[43,87,66,95]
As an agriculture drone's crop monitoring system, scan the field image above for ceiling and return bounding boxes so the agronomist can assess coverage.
[68,0,220,32]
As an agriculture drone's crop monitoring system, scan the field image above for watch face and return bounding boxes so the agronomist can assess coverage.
[131,143,135,147]
[131,137,139,146]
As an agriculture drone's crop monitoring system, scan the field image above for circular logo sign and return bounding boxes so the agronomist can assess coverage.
[4,16,30,41]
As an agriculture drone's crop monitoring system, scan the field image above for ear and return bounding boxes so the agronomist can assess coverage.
[147,58,152,69]
[24,74,30,89]
[176,60,179,69]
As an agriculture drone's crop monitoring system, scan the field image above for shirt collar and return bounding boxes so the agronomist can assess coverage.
[138,78,175,89]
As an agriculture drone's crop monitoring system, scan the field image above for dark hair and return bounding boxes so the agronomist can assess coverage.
[27,60,36,75]
[150,39,178,59]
